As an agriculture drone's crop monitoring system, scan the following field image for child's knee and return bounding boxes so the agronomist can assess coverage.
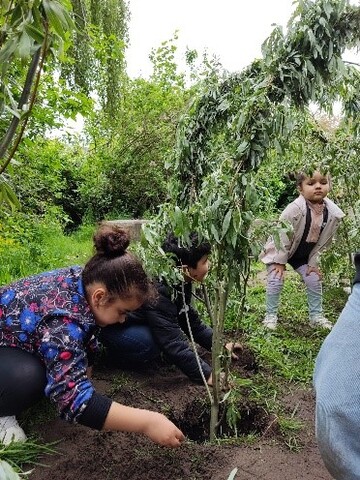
[303,272,321,289]
[267,270,284,290]
[16,358,46,398]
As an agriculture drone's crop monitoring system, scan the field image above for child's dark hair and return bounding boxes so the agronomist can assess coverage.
[162,232,211,268]
[82,223,155,302]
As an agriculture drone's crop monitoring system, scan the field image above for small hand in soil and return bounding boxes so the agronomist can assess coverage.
[207,372,231,391]
[143,411,185,448]
[225,342,242,360]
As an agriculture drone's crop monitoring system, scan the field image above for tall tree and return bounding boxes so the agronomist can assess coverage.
[0,0,74,206]
[67,0,129,117]
[0,0,129,208]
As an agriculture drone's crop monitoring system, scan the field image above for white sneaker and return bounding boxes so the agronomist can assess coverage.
[309,314,333,330]
[263,314,278,330]
[0,416,27,445]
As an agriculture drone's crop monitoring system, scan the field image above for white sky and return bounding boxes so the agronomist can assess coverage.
[126,0,359,78]
[65,1,359,134]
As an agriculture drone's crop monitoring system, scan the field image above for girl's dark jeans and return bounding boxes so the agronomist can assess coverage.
[0,347,46,416]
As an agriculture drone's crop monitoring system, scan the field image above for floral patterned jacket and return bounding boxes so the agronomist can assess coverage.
[0,266,112,428]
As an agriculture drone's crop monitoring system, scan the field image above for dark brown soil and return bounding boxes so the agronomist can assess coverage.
[28,350,331,480]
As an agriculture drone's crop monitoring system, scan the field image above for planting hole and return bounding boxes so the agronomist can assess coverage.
[170,398,275,443]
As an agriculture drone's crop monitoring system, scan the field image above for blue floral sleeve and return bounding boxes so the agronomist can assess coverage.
[38,313,95,423]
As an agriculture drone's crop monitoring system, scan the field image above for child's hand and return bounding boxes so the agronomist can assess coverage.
[143,412,185,448]
[207,372,230,391]
[225,342,242,360]
[271,263,285,279]
[306,265,322,279]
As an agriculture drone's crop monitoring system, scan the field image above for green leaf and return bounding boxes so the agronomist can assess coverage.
[230,228,237,248]
[10,3,23,26]
[237,141,249,155]
[141,225,155,247]
[227,468,238,480]
[17,31,32,59]
[0,180,21,211]
[32,5,43,29]
[43,0,74,38]
[0,37,18,65]
[221,390,232,403]
[274,138,282,154]
[307,29,316,47]
[323,2,333,19]
[210,223,220,243]
[222,209,232,238]
[4,105,21,119]
[25,23,45,44]
[306,60,315,75]
[173,205,184,234]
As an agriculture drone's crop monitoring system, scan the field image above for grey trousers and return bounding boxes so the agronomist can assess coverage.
[265,263,323,318]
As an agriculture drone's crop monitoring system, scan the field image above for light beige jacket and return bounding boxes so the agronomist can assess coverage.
[259,194,345,268]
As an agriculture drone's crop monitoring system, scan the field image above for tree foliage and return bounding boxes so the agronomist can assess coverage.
[0,0,129,211]
[79,35,191,220]
[0,0,75,207]
[65,0,128,117]
[144,0,360,440]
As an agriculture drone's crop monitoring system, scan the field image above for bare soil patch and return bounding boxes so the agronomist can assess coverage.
[28,350,331,480]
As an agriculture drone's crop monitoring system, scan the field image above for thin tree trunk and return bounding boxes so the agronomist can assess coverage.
[0,48,41,162]
[209,282,227,441]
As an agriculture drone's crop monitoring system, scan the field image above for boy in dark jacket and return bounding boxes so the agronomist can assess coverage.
[100,233,238,385]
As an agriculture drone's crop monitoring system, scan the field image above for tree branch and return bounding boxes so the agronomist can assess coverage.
[0,24,49,174]
[0,49,41,162]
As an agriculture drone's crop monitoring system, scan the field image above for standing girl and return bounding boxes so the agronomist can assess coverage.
[0,223,184,447]
[260,170,344,330]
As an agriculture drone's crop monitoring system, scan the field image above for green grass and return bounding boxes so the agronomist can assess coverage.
[0,223,94,285]
[36,223,94,272]
[220,267,347,448]
[0,439,58,475]
[231,271,343,385]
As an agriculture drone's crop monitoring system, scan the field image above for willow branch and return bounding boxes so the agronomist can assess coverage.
[344,60,360,67]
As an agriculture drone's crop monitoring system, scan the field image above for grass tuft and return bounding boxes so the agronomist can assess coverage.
[0,439,59,474]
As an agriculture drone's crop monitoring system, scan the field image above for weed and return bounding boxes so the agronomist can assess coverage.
[107,373,130,396]
[284,435,302,452]
[0,439,58,475]
[278,415,304,435]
